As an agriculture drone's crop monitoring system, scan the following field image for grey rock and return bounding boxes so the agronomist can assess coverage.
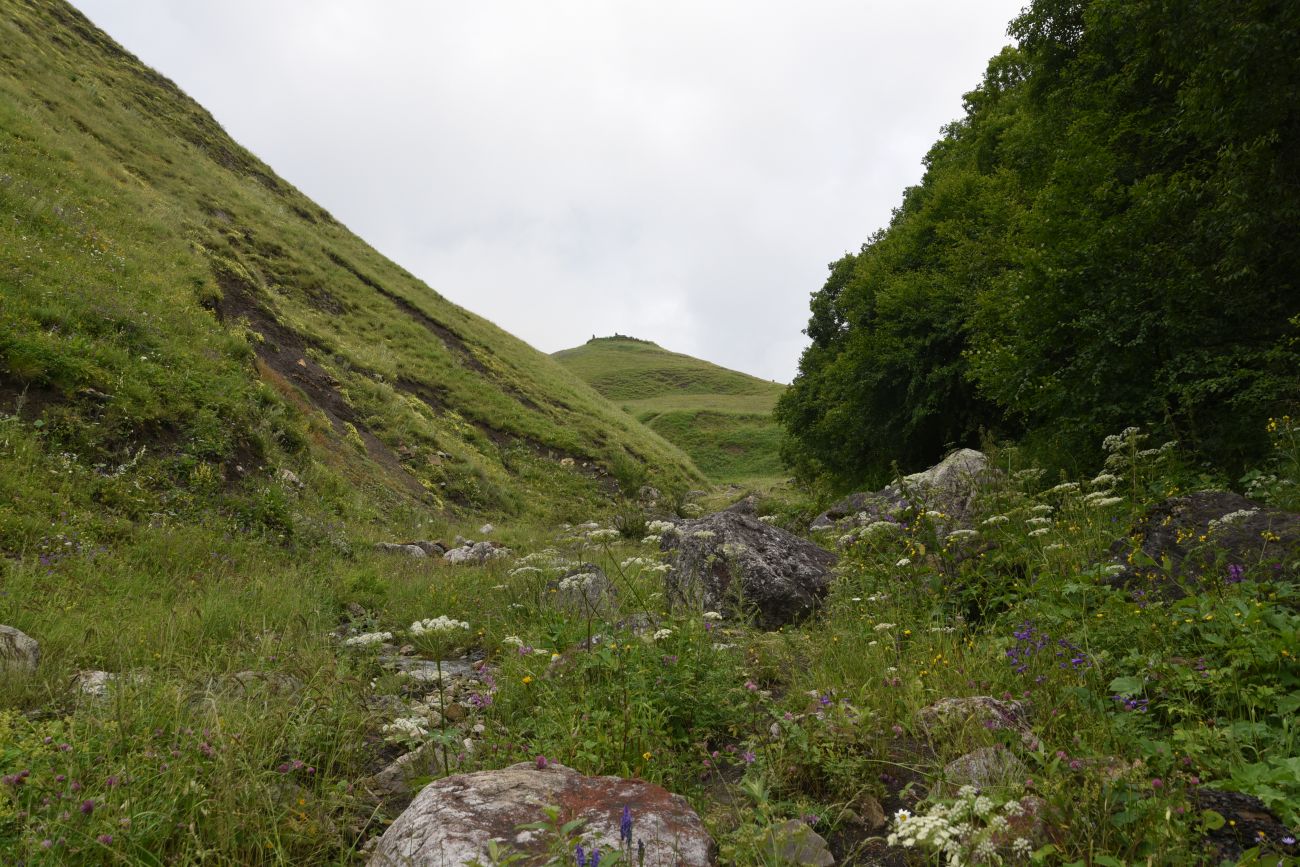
[811,448,994,531]
[478,523,495,535]
[408,540,447,557]
[375,542,428,558]
[917,696,1029,733]
[724,493,760,516]
[942,746,1027,794]
[0,625,39,674]
[367,761,714,867]
[443,542,512,566]
[1108,491,1300,598]
[277,468,304,489]
[364,741,444,804]
[661,511,836,629]
[762,819,834,866]
[73,669,115,698]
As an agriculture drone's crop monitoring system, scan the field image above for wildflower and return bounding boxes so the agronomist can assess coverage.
[97,834,113,845]
[536,755,549,769]
[80,799,94,815]
[874,622,895,631]
[590,849,602,867]
[575,844,586,867]
[982,515,1010,526]
[744,680,759,691]
[410,616,469,635]
[1026,516,1052,527]
[896,557,911,567]
[502,635,524,646]
[1048,482,1080,494]
[343,631,393,647]
[741,751,756,764]
[702,611,723,621]
[621,804,633,845]
[1028,528,1050,538]
[652,628,673,641]
[588,529,620,541]
[522,675,533,684]
[1226,563,1245,584]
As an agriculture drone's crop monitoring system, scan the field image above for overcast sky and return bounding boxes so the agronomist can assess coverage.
[73,1,1024,383]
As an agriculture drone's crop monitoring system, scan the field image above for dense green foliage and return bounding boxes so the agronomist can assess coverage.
[778,0,1300,489]
[555,337,786,482]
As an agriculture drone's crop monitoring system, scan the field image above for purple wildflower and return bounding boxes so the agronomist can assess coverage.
[575,844,586,867]
[590,848,601,867]
[1226,564,1245,584]
[80,799,94,815]
[97,834,113,845]
[621,804,633,845]
[741,751,756,764]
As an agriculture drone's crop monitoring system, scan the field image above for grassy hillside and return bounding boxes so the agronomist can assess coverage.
[554,336,786,482]
[0,0,701,550]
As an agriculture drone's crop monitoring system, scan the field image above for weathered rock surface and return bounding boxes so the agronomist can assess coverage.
[547,564,617,615]
[660,511,836,629]
[941,746,1027,794]
[1195,787,1298,861]
[762,819,835,866]
[917,696,1028,732]
[375,542,428,558]
[0,625,40,674]
[1109,491,1300,598]
[810,448,994,531]
[367,761,714,867]
[444,541,512,566]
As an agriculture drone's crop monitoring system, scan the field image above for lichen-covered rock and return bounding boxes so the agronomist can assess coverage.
[762,819,834,866]
[917,696,1037,747]
[941,746,1027,794]
[660,511,836,629]
[1109,491,1300,597]
[444,541,512,566]
[0,625,40,674]
[810,448,994,531]
[367,761,714,866]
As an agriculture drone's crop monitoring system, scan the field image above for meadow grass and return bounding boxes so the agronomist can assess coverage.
[554,338,786,485]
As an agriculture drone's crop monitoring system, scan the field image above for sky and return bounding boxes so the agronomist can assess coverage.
[73,1,1026,383]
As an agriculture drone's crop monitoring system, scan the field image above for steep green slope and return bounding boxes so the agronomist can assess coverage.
[0,1,701,546]
[554,336,785,482]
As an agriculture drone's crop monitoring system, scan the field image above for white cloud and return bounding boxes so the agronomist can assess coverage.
[73,0,1025,382]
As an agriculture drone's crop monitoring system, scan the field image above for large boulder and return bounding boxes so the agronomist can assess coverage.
[1108,491,1300,598]
[660,511,836,629]
[0,625,40,674]
[811,448,994,531]
[367,761,714,867]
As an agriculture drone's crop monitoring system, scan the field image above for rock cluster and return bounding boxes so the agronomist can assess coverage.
[810,448,995,534]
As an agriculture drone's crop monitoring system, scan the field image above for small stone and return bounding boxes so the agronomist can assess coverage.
[478,523,494,535]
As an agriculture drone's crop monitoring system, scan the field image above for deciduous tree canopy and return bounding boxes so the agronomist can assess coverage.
[778,0,1300,488]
